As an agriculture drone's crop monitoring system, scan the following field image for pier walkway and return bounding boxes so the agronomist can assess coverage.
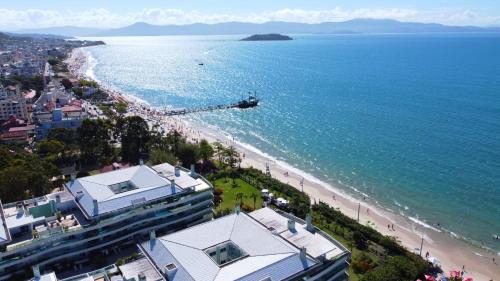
[163,96,259,116]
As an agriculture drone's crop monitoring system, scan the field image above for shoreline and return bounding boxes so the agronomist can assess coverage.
[185,118,499,280]
[67,47,500,280]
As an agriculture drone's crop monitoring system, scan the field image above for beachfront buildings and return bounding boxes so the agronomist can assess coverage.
[0,85,29,122]
[140,207,350,281]
[32,81,88,139]
[0,162,214,280]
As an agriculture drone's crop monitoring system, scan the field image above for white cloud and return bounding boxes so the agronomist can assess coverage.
[0,7,499,30]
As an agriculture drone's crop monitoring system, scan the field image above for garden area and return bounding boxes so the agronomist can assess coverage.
[213,178,263,214]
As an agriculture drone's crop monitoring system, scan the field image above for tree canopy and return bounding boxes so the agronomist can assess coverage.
[0,145,59,202]
[120,116,150,164]
[78,119,113,165]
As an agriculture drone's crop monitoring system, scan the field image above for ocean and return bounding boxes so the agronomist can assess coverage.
[82,33,500,252]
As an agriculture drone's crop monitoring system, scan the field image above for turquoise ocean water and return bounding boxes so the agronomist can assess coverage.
[83,34,500,252]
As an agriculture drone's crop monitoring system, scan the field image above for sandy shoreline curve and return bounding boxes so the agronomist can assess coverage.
[67,47,500,280]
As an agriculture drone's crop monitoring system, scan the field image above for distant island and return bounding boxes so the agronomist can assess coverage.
[240,34,293,41]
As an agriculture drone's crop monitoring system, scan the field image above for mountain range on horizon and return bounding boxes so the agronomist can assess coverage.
[6,18,500,37]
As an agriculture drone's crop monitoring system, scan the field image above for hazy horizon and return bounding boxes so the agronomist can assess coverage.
[1,0,500,31]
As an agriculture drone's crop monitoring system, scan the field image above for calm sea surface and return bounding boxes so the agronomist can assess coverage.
[84,34,500,252]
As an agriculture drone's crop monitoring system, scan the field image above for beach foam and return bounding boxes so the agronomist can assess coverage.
[409,216,442,233]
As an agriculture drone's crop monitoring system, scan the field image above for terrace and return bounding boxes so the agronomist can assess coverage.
[2,191,87,251]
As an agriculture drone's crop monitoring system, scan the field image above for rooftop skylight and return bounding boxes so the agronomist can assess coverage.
[204,241,248,267]
[108,181,137,194]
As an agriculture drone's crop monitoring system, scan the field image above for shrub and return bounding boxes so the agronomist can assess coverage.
[352,253,376,274]
[214,187,224,196]
[241,203,254,212]
[353,230,369,250]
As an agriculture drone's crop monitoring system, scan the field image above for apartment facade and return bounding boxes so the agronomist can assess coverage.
[0,85,29,122]
[0,163,214,280]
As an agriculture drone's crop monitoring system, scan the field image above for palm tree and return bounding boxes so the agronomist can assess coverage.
[250,193,258,210]
[212,142,225,165]
[224,146,240,169]
[235,192,244,207]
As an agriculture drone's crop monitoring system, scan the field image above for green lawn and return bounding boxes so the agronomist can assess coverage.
[213,178,263,212]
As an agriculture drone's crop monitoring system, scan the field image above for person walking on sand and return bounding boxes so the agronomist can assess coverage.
[391,224,395,231]
[367,208,369,215]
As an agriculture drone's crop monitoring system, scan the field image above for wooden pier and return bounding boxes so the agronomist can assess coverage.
[163,96,259,116]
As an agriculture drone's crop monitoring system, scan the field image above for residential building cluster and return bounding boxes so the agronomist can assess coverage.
[0,78,102,143]
[32,80,100,140]
[0,33,106,143]
[0,33,82,79]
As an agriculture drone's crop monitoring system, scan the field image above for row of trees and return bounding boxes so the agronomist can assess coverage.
[77,114,223,170]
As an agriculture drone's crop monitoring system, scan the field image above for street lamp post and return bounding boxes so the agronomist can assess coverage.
[357,203,360,222]
[419,235,424,256]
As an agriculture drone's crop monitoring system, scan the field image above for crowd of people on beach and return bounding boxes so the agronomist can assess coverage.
[66,49,206,142]
[65,48,499,281]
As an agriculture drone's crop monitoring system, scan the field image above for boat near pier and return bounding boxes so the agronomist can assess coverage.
[163,93,260,116]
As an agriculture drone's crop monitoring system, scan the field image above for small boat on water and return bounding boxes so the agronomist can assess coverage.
[237,93,259,109]
[198,63,204,66]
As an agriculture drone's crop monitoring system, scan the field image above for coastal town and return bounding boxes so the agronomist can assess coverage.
[0,31,353,281]
[0,30,495,281]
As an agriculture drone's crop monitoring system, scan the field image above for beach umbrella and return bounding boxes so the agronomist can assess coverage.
[449,270,461,278]
[428,256,441,266]
[425,274,435,281]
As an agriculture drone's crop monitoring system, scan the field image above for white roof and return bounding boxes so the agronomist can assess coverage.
[67,164,199,218]
[0,202,11,245]
[152,163,204,190]
[4,208,45,230]
[142,210,317,281]
[119,257,163,281]
[250,208,346,260]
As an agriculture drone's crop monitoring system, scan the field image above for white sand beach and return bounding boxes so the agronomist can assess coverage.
[68,48,500,281]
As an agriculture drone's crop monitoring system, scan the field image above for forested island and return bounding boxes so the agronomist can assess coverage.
[240,33,293,41]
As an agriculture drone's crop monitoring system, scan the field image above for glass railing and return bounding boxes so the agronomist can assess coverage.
[2,190,212,254]
[5,207,213,273]
[0,193,213,266]
[60,264,118,281]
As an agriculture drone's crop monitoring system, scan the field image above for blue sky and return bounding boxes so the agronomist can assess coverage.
[1,0,499,29]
